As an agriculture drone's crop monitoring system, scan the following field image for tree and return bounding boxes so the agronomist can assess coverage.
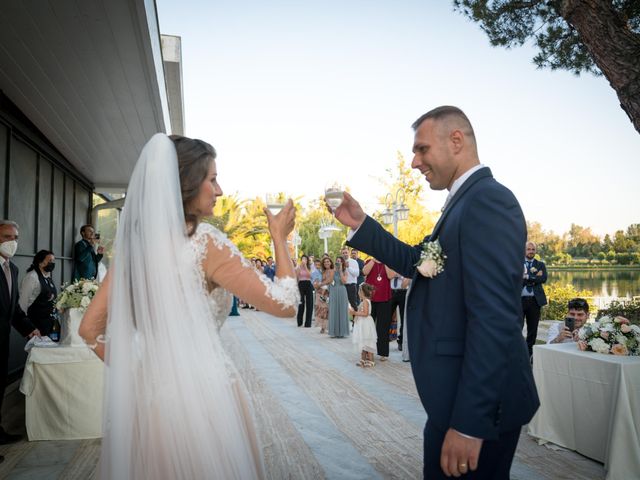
[372,152,440,245]
[297,198,348,258]
[453,1,640,134]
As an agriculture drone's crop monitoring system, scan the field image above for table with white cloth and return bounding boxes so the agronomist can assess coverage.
[528,342,640,480]
[19,345,104,440]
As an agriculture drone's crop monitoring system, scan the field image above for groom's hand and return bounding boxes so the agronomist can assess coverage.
[330,192,366,230]
[441,428,483,477]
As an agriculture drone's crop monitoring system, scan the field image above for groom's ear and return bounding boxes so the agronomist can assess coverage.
[449,129,464,154]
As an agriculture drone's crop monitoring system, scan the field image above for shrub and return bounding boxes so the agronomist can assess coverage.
[597,299,640,325]
[542,283,595,321]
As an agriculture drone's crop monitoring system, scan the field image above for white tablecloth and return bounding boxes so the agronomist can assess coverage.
[19,345,104,440]
[528,343,640,480]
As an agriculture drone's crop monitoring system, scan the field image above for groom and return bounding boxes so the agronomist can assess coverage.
[335,106,539,479]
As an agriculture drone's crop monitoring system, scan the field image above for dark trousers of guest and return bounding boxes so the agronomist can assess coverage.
[345,283,358,310]
[521,296,541,358]
[297,280,313,327]
[0,329,10,425]
[371,300,392,357]
[424,421,520,479]
[390,288,407,345]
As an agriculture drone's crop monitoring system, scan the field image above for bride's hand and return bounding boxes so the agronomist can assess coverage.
[264,199,296,242]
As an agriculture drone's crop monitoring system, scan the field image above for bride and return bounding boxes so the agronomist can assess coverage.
[79,134,300,479]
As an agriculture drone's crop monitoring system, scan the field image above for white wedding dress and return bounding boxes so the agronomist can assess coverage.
[99,134,299,479]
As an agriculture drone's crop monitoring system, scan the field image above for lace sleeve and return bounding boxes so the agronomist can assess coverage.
[196,224,299,317]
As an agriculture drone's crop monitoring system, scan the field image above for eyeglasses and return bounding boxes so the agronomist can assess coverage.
[568,298,589,310]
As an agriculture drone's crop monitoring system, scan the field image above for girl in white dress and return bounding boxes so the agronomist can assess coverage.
[349,283,377,368]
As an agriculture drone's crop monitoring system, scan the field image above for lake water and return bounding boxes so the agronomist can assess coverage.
[547,269,640,300]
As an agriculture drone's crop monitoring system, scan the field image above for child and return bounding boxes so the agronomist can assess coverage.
[349,283,378,367]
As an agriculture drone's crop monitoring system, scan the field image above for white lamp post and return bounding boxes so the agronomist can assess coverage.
[318,219,341,254]
[382,188,409,238]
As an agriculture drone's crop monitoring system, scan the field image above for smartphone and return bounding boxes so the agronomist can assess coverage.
[564,317,575,332]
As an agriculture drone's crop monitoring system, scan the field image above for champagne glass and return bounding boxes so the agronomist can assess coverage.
[324,182,345,213]
[265,193,286,216]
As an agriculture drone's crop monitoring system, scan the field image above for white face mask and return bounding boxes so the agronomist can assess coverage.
[0,240,18,258]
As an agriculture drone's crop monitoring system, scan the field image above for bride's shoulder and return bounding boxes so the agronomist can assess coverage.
[192,222,244,260]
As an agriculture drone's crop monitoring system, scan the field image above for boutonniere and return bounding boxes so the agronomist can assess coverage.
[415,239,446,278]
[530,266,538,273]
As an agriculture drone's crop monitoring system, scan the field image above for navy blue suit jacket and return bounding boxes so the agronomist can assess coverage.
[523,258,548,307]
[0,261,36,339]
[348,168,539,439]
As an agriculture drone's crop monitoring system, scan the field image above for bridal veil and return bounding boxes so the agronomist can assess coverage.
[100,134,263,479]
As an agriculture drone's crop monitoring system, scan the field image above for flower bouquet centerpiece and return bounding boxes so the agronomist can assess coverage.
[55,279,100,347]
[577,316,640,356]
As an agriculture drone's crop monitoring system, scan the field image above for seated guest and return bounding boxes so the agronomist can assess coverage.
[19,250,58,336]
[73,225,103,280]
[547,297,589,344]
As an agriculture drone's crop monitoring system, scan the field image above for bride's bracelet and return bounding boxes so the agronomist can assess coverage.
[85,334,108,350]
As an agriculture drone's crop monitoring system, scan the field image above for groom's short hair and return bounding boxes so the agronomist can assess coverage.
[412,106,476,141]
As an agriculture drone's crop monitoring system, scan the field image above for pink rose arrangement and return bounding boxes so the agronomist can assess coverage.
[577,316,640,356]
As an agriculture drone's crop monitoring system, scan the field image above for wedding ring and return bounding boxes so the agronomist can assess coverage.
[459,463,467,469]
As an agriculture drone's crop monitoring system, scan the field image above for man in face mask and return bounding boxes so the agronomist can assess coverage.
[0,220,39,453]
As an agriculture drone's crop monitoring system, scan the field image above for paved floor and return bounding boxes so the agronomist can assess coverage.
[0,311,605,479]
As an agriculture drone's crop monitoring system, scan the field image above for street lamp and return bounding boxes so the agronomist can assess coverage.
[382,188,409,238]
[318,218,341,254]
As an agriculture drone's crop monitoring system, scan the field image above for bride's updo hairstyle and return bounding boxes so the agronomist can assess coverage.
[169,134,217,235]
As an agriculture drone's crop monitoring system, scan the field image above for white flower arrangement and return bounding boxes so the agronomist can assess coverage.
[415,239,446,278]
[577,316,640,356]
[55,279,100,312]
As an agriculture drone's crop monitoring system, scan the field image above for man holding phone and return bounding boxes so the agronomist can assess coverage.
[547,298,590,344]
[72,224,104,281]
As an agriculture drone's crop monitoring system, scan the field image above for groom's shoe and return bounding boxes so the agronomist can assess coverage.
[0,428,21,445]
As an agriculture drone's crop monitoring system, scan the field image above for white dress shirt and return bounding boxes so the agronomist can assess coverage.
[19,269,51,312]
[344,258,359,285]
[546,321,575,344]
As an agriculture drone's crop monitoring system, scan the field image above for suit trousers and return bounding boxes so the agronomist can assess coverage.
[0,330,10,425]
[424,421,520,479]
[370,300,392,357]
[297,280,313,327]
[390,289,407,343]
[521,296,541,358]
[345,283,358,310]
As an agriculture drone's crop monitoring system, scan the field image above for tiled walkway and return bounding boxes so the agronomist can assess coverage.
[0,311,605,479]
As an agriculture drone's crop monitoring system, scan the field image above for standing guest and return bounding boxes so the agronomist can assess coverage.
[390,274,410,351]
[296,255,313,328]
[327,257,350,338]
[349,283,377,368]
[334,106,539,478]
[0,220,40,453]
[521,241,547,359]
[341,246,360,309]
[19,250,58,336]
[73,225,104,281]
[351,249,365,287]
[314,258,332,334]
[310,258,322,323]
[264,256,276,281]
[362,257,393,361]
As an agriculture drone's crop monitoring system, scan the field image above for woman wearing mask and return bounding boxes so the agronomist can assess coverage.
[19,250,57,336]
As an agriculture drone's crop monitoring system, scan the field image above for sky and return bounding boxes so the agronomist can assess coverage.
[156,0,640,237]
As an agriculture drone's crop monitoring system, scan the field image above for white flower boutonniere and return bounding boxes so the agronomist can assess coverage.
[416,239,446,278]
[530,266,538,273]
